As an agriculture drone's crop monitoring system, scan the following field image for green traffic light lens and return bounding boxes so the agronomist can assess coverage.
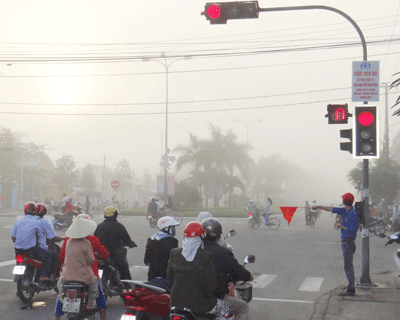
[361,143,372,152]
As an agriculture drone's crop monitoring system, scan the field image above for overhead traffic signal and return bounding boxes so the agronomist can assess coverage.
[354,106,379,158]
[325,104,351,124]
[340,129,353,154]
[202,1,259,24]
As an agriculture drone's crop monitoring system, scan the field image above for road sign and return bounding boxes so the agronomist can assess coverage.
[352,61,379,102]
[280,207,297,226]
[111,180,119,190]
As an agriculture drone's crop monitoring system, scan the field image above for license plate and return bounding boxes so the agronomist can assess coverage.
[121,315,137,320]
[98,269,103,279]
[62,298,81,313]
[12,265,26,275]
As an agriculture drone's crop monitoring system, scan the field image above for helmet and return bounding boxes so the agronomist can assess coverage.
[249,199,254,203]
[201,218,222,241]
[157,216,179,236]
[36,203,47,217]
[62,193,67,196]
[156,197,160,201]
[157,216,179,230]
[184,222,206,238]
[24,202,37,215]
[152,197,156,201]
[104,206,119,218]
[76,213,90,220]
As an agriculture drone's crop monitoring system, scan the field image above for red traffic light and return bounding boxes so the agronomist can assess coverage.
[207,4,221,19]
[358,111,374,126]
[325,104,351,124]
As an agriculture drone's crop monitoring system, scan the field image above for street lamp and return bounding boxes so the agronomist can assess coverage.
[233,119,262,144]
[142,53,191,200]
[232,119,262,198]
[270,142,291,155]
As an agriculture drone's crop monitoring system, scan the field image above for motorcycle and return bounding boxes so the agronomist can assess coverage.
[169,255,256,320]
[379,232,400,275]
[60,281,100,320]
[98,246,134,301]
[368,217,387,235]
[120,278,170,320]
[248,206,262,229]
[12,240,61,303]
[53,206,83,230]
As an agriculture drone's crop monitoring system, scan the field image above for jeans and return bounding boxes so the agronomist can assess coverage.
[111,254,132,280]
[262,212,270,225]
[341,241,356,293]
[223,295,249,320]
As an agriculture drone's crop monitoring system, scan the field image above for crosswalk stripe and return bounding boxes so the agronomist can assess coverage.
[298,277,324,292]
[252,274,277,288]
[0,260,15,268]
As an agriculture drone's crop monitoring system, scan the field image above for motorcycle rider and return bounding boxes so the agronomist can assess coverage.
[391,203,400,232]
[10,202,52,282]
[167,222,229,319]
[161,196,174,215]
[144,216,179,281]
[94,206,137,280]
[148,197,160,220]
[201,218,253,320]
[197,211,233,251]
[64,196,79,225]
[35,203,65,280]
[56,213,109,320]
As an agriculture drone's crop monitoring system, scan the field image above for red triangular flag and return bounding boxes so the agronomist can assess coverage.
[280,207,297,226]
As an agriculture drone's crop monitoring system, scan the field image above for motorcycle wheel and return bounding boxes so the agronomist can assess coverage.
[17,274,35,303]
[373,223,386,235]
[149,217,157,228]
[248,218,260,229]
[53,222,62,230]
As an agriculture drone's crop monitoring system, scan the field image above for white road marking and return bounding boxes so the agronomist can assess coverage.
[252,274,277,288]
[0,260,15,267]
[0,278,13,282]
[299,277,324,292]
[3,226,12,229]
[253,297,313,304]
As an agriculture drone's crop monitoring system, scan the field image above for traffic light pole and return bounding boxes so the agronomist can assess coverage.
[257,4,372,286]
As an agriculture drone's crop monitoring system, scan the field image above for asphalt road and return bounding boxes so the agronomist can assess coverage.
[0,211,396,320]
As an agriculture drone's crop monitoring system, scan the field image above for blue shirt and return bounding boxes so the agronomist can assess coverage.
[35,216,56,249]
[332,206,358,239]
[10,215,40,250]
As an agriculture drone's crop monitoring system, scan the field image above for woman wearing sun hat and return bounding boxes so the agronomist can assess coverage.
[56,216,99,311]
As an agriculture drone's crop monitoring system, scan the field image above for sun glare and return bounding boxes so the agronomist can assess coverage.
[48,67,81,105]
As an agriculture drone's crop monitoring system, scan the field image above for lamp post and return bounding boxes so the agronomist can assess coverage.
[142,53,191,200]
[233,119,262,144]
[233,119,262,197]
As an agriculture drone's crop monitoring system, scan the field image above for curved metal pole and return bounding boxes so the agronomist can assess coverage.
[259,4,372,285]
[259,5,367,61]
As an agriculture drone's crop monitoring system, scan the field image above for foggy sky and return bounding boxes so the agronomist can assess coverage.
[0,0,399,204]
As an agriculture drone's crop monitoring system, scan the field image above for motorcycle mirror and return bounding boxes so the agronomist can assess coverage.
[244,255,255,265]
[390,234,399,240]
[378,233,386,238]
[227,230,236,237]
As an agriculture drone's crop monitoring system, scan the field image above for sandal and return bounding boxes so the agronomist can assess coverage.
[338,289,355,296]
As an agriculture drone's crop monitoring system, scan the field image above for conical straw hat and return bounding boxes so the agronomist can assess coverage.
[66,217,97,239]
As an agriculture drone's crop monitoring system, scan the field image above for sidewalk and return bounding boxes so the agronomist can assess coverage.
[310,270,400,320]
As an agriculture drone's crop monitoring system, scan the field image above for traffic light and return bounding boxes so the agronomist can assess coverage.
[202,1,259,24]
[340,129,353,154]
[325,104,351,124]
[354,106,379,158]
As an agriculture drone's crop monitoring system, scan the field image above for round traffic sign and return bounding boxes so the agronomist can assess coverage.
[111,180,120,190]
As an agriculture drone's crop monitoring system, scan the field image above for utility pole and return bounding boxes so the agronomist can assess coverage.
[102,155,105,202]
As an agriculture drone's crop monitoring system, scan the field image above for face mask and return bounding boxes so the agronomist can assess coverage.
[169,227,176,236]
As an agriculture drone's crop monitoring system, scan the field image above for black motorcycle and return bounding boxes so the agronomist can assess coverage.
[98,258,123,301]
[60,281,100,320]
[12,240,61,303]
[52,206,83,230]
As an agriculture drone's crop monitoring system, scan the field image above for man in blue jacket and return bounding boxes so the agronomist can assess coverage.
[312,192,358,296]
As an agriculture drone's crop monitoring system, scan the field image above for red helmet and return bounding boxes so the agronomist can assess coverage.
[184,222,206,238]
[36,203,47,216]
[24,202,37,215]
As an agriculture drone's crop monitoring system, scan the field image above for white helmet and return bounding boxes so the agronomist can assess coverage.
[249,199,254,203]
[157,216,179,230]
